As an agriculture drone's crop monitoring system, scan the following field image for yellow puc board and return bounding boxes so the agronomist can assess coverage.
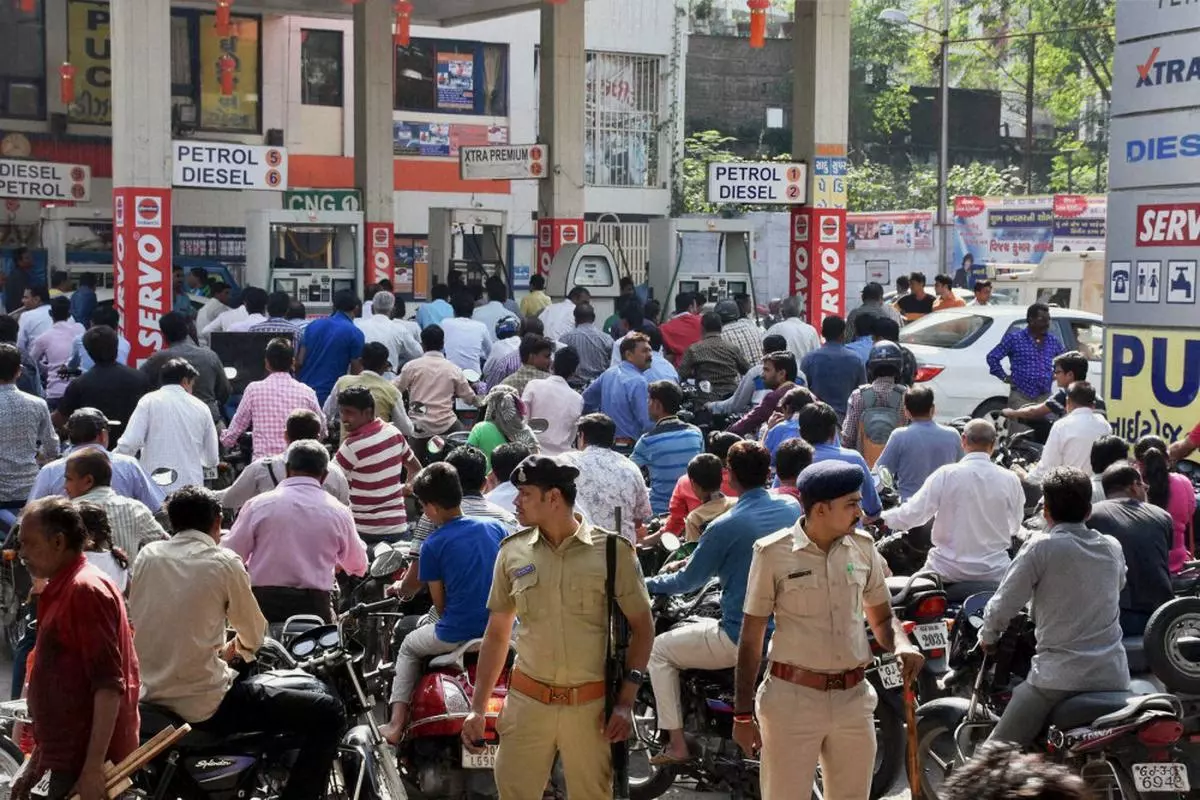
[1105,326,1200,446]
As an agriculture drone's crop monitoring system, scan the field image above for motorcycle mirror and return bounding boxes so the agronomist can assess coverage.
[462,369,481,383]
[698,380,712,394]
[877,467,895,490]
[427,435,445,455]
[659,532,682,552]
[150,468,178,487]
[370,548,407,578]
[529,418,550,434]
[224,366,238,380]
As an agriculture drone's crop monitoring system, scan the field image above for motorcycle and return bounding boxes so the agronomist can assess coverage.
[917,594,1190,799]
[134,597,408,800]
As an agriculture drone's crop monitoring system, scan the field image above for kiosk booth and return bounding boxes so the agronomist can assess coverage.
[245,209,365,317]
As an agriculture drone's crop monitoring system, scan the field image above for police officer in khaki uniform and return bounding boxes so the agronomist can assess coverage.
[732,460,924,800]
[462,455,655,800]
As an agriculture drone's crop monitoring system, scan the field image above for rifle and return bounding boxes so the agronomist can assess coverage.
[606,506,631,800]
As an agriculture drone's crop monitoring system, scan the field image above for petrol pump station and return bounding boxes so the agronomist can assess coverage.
[244,209,365,317]
[647,218,757,319]
[546,242,623,322]
[428,208,509,291]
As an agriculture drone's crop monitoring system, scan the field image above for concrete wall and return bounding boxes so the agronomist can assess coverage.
[685,35,791,139]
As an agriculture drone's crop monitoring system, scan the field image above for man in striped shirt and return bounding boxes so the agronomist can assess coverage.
[334,386,423,542]
[632,381,706,515]
[63,448,168,560]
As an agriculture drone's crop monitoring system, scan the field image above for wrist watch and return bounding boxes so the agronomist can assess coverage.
[625,669,647,686]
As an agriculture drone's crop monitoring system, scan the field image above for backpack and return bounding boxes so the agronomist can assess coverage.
[858,384,907,468]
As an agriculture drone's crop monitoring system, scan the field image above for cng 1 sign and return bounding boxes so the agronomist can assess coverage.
[284,189,362,212]
[706,162,807,204]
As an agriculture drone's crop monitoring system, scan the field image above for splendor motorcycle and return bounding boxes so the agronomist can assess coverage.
[917,593,1190,800]
[136,598,408,800]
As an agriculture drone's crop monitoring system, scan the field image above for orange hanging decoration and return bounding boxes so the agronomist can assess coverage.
[747,0,769,48]
[215,0,233,37]
[219,53,236,96]
[545,0,569,5]
[17,0,36,14]
[59,62,76,106]
[393,1,413,47]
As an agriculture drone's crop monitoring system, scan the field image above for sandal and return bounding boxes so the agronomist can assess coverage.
[649,751,695,766]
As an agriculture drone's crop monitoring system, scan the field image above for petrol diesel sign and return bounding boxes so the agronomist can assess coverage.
[706,163,807,204]
[172,141,288,191]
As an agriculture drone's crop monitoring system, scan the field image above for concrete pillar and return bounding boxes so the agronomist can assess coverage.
[788,0,850,327]
[535,0,586,284]
[110,0,173,364]
[354,0,396,290]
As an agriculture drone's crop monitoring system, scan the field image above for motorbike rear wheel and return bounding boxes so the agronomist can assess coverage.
[628,689,678,800]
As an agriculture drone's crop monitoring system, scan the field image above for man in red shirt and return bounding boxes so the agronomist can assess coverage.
[658,292,702,366]
[14,497,139,800]
[1169,421,1200,463]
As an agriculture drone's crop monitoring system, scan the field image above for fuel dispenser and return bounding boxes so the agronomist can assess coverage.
[546,242,622,322]
[244,209,364,317]
[428,208,508,291]
[647,218,757,319]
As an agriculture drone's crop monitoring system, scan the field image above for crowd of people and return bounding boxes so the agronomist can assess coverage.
[0,255,1195,800]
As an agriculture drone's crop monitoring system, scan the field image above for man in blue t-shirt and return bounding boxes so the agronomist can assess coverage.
[298,290,366,406]
[631,381,705,515]
[380,462,505,743]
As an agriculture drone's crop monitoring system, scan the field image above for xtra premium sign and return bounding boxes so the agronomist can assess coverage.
[1108,109,1200,190]
[1113,30,1200,116]
[172,141,288,191]
[0,159,91,202]
[459,144,549,180]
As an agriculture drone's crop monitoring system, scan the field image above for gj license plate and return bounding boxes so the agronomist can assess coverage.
[874,658,903,689]
[462,744,499,769]
[913,622,949,651]
[1132,762,1190,792]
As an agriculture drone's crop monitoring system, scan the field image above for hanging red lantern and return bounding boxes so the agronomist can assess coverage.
[59,62,76,106]
[545,0,569,5]
[215,0,233,37]
[393,1,413,47]
[17,0,36,14]
[747,0,769,48]
[219,53,236,96]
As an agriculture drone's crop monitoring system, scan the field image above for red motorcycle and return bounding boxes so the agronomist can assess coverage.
[397,639,512,799]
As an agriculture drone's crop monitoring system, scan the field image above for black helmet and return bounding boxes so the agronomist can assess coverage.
[714,299,740,324]
[495,316,519,340]
[867,340,905,380]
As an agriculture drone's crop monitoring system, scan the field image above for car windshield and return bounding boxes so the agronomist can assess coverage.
[899,311,990,348]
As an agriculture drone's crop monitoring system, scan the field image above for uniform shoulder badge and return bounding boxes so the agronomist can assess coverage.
[501,527,537,547]
[755,529,791,550]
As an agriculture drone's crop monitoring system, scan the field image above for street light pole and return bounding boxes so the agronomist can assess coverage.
[937,0,950,276]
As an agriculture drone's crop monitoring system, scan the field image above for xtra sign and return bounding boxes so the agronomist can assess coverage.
[1115,31,1200,116]
[172,141,288,191]
[1106,325,1200,448]
[112,187,172,365]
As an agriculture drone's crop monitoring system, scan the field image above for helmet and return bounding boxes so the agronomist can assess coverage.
[495,316,520,340]
[866,340,905,381]
[714,299,740,324]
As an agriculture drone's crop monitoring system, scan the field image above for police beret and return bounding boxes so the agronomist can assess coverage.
[796,460,864,503]
[510,454,580,489]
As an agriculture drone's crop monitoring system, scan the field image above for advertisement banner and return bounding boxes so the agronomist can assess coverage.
[365,223,395,288]
[1106,325,1200,446]
[198,14,260,133]
[535,218,584,277]
[789,206,846,325]
[436,51,475,112]
[393,121,508,158]
[1052,194,1107,252]
[113,187,172,365]
[847,211,934,250]
[394,236,428,299]
[67,0,111,124]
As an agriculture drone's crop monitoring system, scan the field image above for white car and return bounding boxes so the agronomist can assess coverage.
[898,305,1105,422]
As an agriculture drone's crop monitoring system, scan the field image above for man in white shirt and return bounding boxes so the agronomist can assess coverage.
[441,291,491,373]
[472,278,518,341]
[1023,381,1111,484]
[201,298,250,343]
[539,285,591,342]
[521,346,583,455]
[355,291,420,371]
[483,441,533,515]
[195,283,233,333]
[881,419,1024,593]
[224,287,270,332]
[116,357,220,494]
[764,295,820,361]
[567,412,652,543]
[16,286,52,354]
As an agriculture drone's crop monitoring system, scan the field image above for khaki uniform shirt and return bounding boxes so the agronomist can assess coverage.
[488,518,652,686]
[744,520,890,672]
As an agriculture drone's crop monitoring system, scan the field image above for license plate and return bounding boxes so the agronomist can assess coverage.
[914,622,949,651]
[875,658,903,689]
[30,770,50,798]
[1132,762,1190,792]
[462,744,499,769]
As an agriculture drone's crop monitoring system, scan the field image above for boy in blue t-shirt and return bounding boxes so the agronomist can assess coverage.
[380,462,505,743]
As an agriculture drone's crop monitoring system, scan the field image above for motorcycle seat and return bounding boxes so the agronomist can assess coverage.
[1090,694,1180,730]
[1048,692,1136,730]
[139,703,225,748]
[1122,636,1148,675]
[886,575,939,605]
[428,638,483,670]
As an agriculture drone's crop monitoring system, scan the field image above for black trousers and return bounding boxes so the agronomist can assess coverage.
[252,586,334,624]
[198,676,345,800]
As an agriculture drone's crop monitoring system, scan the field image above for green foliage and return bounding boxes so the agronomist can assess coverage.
[845,158,1023,212]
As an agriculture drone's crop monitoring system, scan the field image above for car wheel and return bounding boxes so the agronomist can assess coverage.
[1145,596,1200,694]
[971,398,1007,420]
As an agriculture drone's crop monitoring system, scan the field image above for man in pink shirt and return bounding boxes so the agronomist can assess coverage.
[223,440,367,623]
[222,338,324,460]
[30,297,84,406]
